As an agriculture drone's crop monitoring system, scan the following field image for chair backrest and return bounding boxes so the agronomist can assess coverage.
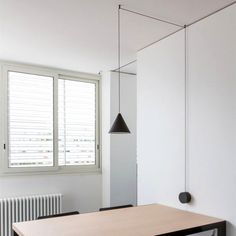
[37,211,79,220]
[99,204,133,211]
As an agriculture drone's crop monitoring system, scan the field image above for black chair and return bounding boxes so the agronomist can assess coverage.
[99,204,133,211]
[37,211,79,220]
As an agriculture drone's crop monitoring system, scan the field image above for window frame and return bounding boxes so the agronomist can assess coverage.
[0,62,101,175]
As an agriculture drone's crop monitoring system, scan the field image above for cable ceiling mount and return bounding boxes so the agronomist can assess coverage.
[138,0,236,52]
[111,5,183,73]
[112,0,236,72]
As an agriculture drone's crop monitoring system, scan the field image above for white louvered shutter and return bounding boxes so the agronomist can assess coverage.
[58,79,96,166]
[8,71,54,167]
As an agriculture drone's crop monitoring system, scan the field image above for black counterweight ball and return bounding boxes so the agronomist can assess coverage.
[179,192,191,203]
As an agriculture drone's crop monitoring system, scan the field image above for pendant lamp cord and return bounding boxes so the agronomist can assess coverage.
[118,5,121,113]
[184,25,187,192]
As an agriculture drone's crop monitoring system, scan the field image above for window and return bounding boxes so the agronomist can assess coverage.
[58,79,96,166]
[8,72,54,168]
[1,63,100,174]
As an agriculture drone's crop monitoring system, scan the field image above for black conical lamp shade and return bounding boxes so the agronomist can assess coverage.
[109,113,130,133]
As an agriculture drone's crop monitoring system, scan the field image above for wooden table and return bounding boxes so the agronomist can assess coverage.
[13,204,226,236]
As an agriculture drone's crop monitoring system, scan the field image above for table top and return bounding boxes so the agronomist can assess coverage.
[13,204,223,236]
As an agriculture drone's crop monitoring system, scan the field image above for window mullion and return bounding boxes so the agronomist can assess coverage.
[63,79,66,166]
[53,74,59,168]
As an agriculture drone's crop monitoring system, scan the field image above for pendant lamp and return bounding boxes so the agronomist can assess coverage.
[109,5,130,134]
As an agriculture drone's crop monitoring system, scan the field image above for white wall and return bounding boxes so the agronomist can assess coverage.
[102,71,137,207]
[137,29,185,207]
[137,4,236,236]
[0,174,102,213]
[110,72,137,206]
[101,71,111,207]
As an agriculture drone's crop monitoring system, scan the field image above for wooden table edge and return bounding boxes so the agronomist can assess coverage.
[12,204,226,236]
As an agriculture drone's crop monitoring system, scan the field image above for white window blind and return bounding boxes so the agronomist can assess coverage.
[58,79,96,166]
[8,71,54,167]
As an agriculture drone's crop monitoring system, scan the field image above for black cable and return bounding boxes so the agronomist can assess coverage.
[120,7,183,28]
[139,1,236,53]
[184,25,187,192]
[118,5,121,113]
[113,60,136,72]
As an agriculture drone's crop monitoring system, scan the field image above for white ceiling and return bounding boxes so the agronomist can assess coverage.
[0,0,235,74]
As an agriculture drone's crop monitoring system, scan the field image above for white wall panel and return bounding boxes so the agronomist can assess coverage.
[137,4,236,235]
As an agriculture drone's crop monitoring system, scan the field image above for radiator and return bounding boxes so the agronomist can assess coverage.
[0,193,62,236]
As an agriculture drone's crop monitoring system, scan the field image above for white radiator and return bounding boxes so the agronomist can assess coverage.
[0,193,62,236]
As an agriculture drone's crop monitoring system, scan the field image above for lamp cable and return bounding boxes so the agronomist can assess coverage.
[118,5,121,113]
[120,6,183,28]
[184,25,187,192]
